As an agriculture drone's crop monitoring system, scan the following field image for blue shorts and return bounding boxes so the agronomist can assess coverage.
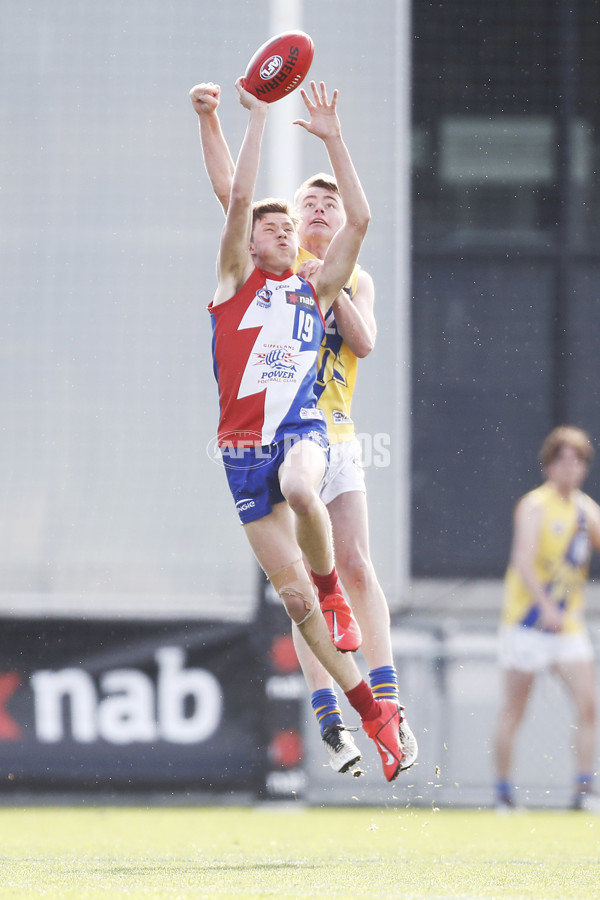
[221,427,329,524]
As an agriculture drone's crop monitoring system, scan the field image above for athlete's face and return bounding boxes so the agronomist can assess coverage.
[295,187,345,248]
[546,445,589,494]
[249,213,298,273]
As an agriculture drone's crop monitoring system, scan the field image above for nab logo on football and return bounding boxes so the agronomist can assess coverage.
[260,55,283,80]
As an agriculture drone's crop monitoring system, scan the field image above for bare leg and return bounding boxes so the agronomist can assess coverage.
[292,621,334,692]
[494,668,535,782]
[328,490,393,668]
[295,600,362,692]
[244,502,406,780]
[291,489,393,698]
[554,660,597,776]
[243,503,361,693]
[278,439,333,576]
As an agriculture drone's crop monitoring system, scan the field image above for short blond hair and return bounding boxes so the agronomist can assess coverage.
[293,173,339,209]
[539,425,594,468]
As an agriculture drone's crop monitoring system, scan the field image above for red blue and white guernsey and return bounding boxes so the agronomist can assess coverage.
[208,267,327,447]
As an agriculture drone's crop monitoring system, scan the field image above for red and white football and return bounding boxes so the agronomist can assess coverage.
[241,31,314,104]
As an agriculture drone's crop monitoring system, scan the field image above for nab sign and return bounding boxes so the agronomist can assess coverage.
[31,647,222,745]
[0,618,265,792]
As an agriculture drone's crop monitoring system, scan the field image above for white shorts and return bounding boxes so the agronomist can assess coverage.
[498,624,595,673]
[319,439,366,506]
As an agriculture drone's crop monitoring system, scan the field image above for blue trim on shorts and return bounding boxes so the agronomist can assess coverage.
[221,425,330,524]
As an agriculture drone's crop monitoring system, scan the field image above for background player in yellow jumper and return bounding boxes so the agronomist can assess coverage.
[190,81,417,776]
[493,426,600,812]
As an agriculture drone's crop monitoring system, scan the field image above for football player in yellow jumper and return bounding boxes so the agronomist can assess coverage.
[494,426,600,812]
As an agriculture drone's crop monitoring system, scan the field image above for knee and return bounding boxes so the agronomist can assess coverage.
[280,474,316,517]
[337,551,373,597]
[281,589,315,623]
[269,559,316,624]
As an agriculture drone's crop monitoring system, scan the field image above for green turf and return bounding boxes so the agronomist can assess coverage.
[0,805,599,899]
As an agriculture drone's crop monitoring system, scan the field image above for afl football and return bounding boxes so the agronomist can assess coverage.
[241,31,314,103]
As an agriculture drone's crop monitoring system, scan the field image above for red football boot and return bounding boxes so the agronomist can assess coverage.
[362,699,405,782]
[320,592,362,653]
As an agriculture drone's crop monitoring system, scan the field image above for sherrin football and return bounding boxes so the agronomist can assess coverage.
[241,31,314,103]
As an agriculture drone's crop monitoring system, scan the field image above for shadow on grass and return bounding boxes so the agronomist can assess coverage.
[97,860,327,875]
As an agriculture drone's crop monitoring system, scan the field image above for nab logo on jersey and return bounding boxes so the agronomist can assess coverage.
[286,290,315,309]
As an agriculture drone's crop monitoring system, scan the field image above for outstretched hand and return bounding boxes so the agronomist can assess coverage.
[189,82,221,117]
[235,76,269,112]
[293,81,341,141]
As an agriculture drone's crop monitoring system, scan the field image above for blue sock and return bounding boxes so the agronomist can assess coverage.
[311,688,342,733]
[369,665,398,703]
[495,779,512,801]
[576,773,593,793]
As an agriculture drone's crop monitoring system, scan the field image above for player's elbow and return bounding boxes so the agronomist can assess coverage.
[349,208,371,238]
[229,183,253,210]
[355,201,371,232]
[353,333,376,358]
[342,321,376,358]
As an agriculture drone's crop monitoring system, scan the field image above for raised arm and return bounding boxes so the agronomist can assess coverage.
[294,82,371,312]
[213,79,268,306]
[189,82,234,214]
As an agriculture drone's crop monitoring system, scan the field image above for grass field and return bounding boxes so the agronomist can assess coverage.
[1,805,599,899]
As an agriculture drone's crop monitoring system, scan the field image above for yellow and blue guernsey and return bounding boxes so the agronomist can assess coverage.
[502,482,594,633]
[295,247,360,444]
